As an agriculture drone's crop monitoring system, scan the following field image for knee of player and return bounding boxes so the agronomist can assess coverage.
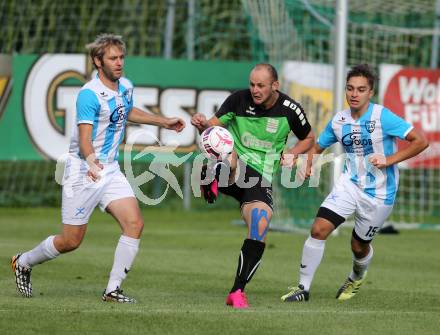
[351,239,370,257]
[126,217,144,233]
[248,207,271,241]
[310,222,332,240]
[61,236,83,252]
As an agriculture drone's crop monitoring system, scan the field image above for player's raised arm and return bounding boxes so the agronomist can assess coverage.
[128,107,185,132]
[369,128,429,168]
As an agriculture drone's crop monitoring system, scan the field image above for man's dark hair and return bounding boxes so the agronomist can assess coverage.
[254,63,278,82]
[346,64,377,90]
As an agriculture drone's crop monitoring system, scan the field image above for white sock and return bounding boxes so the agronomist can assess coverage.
[18,236,60,268]
[350,244,373,281]
[105,235,140,294]
[298,236,326,291]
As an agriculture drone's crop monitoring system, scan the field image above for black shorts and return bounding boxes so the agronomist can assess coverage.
[218,163,273,211]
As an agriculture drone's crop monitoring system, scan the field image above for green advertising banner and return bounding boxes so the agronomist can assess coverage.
[0,55,254,161]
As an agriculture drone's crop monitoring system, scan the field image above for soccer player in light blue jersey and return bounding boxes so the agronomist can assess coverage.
[11,34,185,302]
[281,64,428,302]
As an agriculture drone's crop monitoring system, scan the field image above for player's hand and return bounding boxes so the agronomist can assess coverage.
[369,153,388,168]
[191,113,208,131]
[280,153,297,169]
[301,153,315,179]
[87,160,103,182]
[295,155,313,180]
[164,117,186,132]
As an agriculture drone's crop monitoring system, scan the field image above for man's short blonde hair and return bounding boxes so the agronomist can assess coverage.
[86,34,126,68]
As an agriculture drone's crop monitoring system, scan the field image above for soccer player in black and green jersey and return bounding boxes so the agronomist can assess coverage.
[191,63,315,308]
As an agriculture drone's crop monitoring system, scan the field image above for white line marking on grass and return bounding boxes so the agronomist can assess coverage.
[0,308,437,315]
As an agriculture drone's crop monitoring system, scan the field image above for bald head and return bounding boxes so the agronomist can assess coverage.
[252,63,278,82]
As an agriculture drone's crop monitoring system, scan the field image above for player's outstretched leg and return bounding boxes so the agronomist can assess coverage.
[200,161,230,204]
[11,254,32,298]
[11,235,62,298]
[200,164,218,203]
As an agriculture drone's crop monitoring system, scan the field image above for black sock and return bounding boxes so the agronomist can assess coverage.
[230,239,265,292]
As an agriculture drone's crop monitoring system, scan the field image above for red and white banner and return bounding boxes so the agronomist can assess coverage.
[380,65,440,168]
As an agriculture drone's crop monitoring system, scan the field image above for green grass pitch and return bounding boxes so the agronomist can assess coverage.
[1,207,439,335]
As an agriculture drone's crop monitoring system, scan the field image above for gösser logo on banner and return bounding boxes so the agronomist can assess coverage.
[23,54,231,160]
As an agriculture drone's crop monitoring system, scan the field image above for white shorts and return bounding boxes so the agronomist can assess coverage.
[320,175,393,241]
[61,156,135,225]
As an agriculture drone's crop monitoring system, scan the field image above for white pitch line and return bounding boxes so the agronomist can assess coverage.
[0,308,437,315]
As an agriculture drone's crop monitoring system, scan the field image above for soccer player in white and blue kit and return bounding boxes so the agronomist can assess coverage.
[11,34,185,302]
[281,64,428,302]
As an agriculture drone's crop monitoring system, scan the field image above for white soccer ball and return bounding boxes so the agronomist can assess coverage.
[199,126,234,160]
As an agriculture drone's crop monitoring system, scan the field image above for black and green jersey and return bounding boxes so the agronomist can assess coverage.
[216,89,311,182]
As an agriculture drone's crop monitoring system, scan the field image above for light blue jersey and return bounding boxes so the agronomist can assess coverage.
[318,103,413,205]
[69,75,134,163]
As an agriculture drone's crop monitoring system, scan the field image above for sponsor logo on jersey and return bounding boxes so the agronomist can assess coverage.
[22,54,235,161]
[341,130,373,147]
[341,129,374,155]
[110,104,127,124]
[241,131,272,150]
